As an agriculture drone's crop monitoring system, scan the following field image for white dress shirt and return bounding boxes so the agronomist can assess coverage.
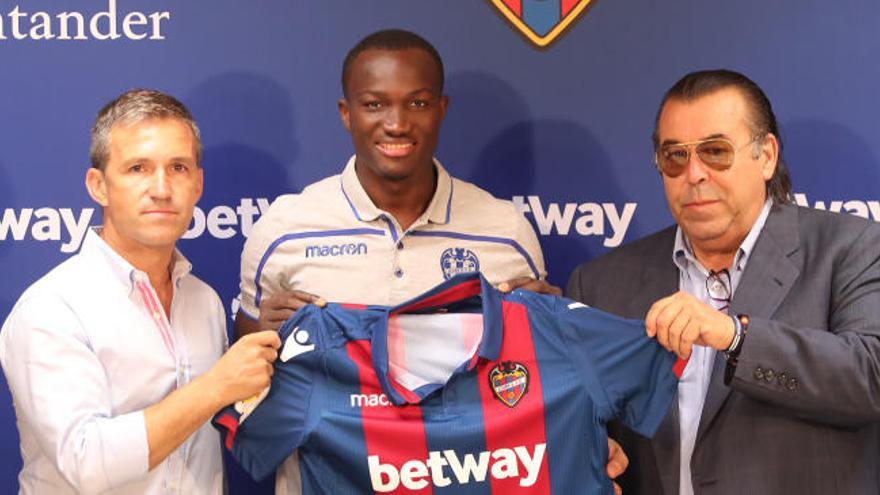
[0,228,227,494]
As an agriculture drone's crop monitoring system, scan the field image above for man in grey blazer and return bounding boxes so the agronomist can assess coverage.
[567,69,880,494]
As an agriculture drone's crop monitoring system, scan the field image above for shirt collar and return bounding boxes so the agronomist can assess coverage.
[339,154,453,225]
[672,199,773,273]
[372,272,503,405]
[81,227,193,294]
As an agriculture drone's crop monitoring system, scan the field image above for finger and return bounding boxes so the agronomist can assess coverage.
[653,302,684,352]
[261,308,295,329]
[519,280,563,296]
[259,346,279,363]
[289,290,327,308]
[497,277,532,293]
[678,319,701,359]
[606,438,629,478]
[248,330,283,348]
[645,294,676,337]
[668,310,692,359]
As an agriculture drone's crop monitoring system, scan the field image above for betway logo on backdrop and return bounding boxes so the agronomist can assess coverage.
[0,0,170,41]
[513,196,637,248]
[0,198,269,253]
[4,194,880,253]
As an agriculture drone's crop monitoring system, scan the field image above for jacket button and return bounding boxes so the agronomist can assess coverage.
[764,369,775,382]
[753,367,764,380]
[777,372,788,386]
[787,377,798,391]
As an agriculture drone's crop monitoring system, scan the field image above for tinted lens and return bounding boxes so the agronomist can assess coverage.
[695,139,735,167]
[657,146,689,176]
[657,139,736,177]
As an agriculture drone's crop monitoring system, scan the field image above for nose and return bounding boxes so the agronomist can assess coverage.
[684,148,709,185]
[149,168,172,199]
[383,105,410,134]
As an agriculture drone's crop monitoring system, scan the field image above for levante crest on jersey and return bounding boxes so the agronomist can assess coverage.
[440,247,480,280]
[489,361,530,407]
[488,0,593,47]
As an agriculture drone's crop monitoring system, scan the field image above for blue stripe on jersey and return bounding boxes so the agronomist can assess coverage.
[300,342,372,493]
[254,228,386,307]
[524,295,610,493]
[422,369,491,495]
[409,230,541,279]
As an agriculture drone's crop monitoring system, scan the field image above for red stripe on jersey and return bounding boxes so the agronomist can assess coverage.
[215,413,239,450]
[476,301,551,493]
[672,357,688,379]
[394,278,481,313]
[345,341,431,494]
[561,0,580,17]
[341,303,368,310]
[503,0,522,17]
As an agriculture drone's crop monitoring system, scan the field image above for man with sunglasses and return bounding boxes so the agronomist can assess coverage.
[568,69,880,494]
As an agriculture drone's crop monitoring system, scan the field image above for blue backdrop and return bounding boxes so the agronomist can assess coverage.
[2,0,878,492]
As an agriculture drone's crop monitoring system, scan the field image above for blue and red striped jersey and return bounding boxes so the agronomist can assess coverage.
[214,273,680,494]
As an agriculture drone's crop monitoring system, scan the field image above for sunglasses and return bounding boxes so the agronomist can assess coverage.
[655,137,758,177]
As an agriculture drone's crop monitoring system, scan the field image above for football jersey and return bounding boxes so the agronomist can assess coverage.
[214,273,681,494]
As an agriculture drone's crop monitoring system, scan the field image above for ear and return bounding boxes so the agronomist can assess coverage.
[85,167,109,207]
[338,98,351,133]
[194,166,204,202]
[438,94,449,121]
[758,132,779,181]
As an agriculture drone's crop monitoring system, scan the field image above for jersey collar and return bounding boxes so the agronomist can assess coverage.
[370,272,503,405]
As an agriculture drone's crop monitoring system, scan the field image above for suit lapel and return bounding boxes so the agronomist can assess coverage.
[696,204,802,440]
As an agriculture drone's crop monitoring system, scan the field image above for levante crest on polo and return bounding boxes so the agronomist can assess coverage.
[489,0,593,47]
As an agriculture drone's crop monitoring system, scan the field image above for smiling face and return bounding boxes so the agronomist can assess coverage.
[86,117,203,256]
[656,88,777,256]
[338,47,448,189]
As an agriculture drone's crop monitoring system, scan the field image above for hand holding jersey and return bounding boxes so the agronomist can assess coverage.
[645,291,736,359]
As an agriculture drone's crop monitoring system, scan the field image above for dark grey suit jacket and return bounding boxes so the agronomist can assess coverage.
[567,203,880,495]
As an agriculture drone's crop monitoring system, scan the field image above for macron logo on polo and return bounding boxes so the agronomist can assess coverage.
[368,443,546,492]
[304,242,368,258]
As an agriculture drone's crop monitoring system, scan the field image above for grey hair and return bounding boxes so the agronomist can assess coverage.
[89,89,201,170]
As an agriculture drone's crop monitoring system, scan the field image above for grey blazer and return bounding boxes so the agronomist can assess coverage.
[567,203,880,495]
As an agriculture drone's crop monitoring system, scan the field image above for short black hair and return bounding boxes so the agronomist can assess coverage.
[341,29,445,97]
[653,69,791,204]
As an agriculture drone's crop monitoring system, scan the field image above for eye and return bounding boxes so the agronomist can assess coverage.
[171,162,189,172]
[363,100,382,110]
[129,163,145,173]
[410,99,429,109]
[663,148,689,162]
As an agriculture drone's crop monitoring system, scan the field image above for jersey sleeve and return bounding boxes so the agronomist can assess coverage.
[554,298,679,438]
[213,304,321,481]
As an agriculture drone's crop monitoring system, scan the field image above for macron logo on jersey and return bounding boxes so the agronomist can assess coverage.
[368,443,546,492]
[350,393,391,408]
[280,326,314,362]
